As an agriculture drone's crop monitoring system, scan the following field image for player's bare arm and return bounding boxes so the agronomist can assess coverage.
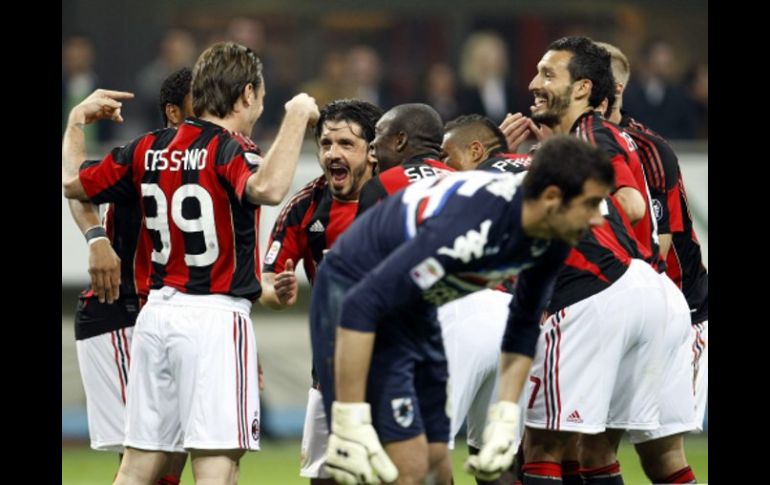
[244,93,321,206]
[613,186,646,224]
[62,89,134,200]
[68,200,121,304]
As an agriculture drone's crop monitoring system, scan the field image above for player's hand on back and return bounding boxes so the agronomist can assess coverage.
[325,401,398,484]
[464,401,520,481]
[88,238,121,304]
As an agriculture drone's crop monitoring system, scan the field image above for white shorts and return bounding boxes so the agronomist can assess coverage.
[691,320,708,432]
[628,275,697,443]
[438,289,510,450]
[124,287,260,452]
[525,260,666,434]
[76,327,134,452]
[299,388,331,478]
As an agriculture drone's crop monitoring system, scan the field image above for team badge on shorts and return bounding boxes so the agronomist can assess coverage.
[391,397,414,428]
[251,417,260,441]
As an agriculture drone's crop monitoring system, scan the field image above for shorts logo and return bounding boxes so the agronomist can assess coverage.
[391,397,414,428]
[251,417,260,440]
[566,410,583,424]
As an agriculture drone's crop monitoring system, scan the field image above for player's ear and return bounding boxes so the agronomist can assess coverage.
[470,140,485,165]
[573,78,592,101]
[395,131,408,152]
[540,185,563,213]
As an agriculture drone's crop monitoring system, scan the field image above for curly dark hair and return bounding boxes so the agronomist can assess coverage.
[159,67,192,126]
[314,99,384,143]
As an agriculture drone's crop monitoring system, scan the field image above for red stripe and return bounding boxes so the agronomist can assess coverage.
[121,327,131,365]
[233,313,243,447]
[111,332,127,404]
[543,329,552,428]
[581,461,621,477]
[242,315,249,447]
[554,314,562,426]
[522,461,562,477]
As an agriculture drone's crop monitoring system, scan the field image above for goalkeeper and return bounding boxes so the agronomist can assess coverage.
[308,136,614,484]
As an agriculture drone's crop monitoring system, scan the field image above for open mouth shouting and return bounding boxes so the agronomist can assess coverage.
[327,161,350,191]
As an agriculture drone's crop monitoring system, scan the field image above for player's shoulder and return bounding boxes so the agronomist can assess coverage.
[279,175,327,219]
[215,131,263,167]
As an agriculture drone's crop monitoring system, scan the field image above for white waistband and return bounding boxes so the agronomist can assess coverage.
[146,286,252,314]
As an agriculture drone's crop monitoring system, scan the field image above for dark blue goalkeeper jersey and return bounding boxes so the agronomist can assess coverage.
[323,170,570,357]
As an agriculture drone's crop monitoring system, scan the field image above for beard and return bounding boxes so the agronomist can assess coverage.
[330,161,370,201]
[531,85,573,128]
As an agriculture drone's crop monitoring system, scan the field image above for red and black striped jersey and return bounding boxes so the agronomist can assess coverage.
[573,111,661,269]
[263,175,359,283]
[79,118,265,301]
[548,195,646,313]
[356,155,453,216]
[622,116,708,324]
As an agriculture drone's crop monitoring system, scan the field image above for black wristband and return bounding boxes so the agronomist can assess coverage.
[84,225,108,243]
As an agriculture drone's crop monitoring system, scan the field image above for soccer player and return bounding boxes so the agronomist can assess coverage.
[597,41,704,484]
[438,114,532,485]
[311,135,614,484]
[68,67,192,485]
[259,99,383,484]
[357,103,452,214]
[62,42,319,484]
[469,37,669,485]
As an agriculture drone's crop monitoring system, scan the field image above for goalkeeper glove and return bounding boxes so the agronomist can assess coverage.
[464,400,520,481]
[325,401,399,484]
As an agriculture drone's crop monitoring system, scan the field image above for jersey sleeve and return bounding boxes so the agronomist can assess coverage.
[79,136,145,205]
[501,243,569,357]
[215,137,261,204]
[263,197,309,274]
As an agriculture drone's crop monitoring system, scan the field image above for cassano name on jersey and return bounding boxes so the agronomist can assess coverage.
[145,148,208,171]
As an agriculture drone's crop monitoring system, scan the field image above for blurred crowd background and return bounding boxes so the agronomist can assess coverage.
[63,0,707,154]
[62,0,708,443]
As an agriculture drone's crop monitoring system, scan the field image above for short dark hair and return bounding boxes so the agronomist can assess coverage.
[192,42,263,118]
[547,36,614,110]
[315,99,384,143]
[159,67,192,126]
[523,135,614,204]
[444,114,509,152]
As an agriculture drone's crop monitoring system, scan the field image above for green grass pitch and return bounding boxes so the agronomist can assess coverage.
[62,435,707,484]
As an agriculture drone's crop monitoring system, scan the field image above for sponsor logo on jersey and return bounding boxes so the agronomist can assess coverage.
[264,241,281,265]
[437,220,492,262]
[391,397,414,428]
[410,257,445,290]
[309,220,325,232]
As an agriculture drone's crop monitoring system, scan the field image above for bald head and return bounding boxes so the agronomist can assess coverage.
[370,103,444,171]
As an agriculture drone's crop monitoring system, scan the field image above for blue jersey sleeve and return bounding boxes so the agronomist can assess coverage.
[501,242,570,357]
